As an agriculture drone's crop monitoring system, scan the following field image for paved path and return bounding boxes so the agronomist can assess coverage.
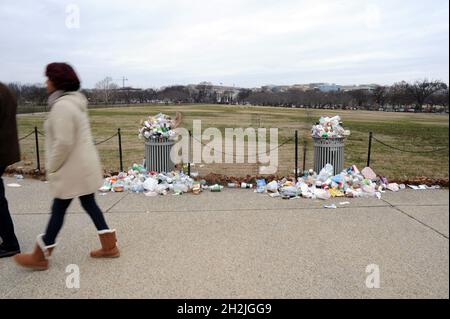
[0,177,448,298]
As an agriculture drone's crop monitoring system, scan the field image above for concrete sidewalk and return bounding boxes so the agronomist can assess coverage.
[0,176,448,299]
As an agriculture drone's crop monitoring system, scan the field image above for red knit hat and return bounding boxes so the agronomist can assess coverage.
[45,62,81,91]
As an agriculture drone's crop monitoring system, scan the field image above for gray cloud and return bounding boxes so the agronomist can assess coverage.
[0,0,448,88]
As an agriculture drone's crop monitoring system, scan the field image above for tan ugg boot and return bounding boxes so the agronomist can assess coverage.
[14,234,56,271]
[90,229,120,258]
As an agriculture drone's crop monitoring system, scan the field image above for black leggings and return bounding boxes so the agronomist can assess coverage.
[43,193,109,246]
[0,165,20,249]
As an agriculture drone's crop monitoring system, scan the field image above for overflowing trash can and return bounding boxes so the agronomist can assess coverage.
[144,137,175,173]
[311,115,349,176]
[313,137,345,176]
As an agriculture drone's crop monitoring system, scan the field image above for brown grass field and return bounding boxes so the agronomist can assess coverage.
[13,104,449,180]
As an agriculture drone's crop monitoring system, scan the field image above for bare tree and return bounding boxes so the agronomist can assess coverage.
[403,79,448,112]
[94,77,119,104]
[427,88,449,112]
[388,82,413,109]
[157,86,191,103]
[195,82,214,103]
[349,89,369,109]
[237,89,252,102]
[372,86,388,108]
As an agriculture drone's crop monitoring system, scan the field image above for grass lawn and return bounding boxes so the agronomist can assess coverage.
[14,104,449,180]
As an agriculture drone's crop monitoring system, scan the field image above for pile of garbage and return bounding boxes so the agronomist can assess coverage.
[138,113,177,140]
[99,163,226,196]
[311,115,350,139]
[98,163,441,199]
[99,164,195,196]
[255,164,406,200]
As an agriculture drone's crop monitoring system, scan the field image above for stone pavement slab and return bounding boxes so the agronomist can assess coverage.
[393,205,449,238]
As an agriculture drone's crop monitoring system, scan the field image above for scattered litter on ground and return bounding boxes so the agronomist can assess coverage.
[98,158,444,202]
[324,204,337,209]
[407,184,440,190]
[408,185,425,190]
[387,183,400,192]
[269,192,280,198]
[6,183,21,188]
[210,184,223,192]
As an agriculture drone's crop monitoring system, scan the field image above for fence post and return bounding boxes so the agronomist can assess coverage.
[118,128,123,172]
[367,131,373,167]
[188,130,191,176]
[302,140,307,172]
[34,126,40,172]
[294,130,298,179]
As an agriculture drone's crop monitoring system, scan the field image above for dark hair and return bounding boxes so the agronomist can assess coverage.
[0,82,16,108]
[45,62,81,91]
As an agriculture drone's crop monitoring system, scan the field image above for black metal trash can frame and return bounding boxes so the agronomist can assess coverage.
[313,137,345,176]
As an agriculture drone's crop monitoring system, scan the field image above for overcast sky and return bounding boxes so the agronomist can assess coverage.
[0,0,448,89]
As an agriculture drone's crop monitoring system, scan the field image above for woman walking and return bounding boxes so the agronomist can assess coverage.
[0,82,21,258]
[14,63,119,270]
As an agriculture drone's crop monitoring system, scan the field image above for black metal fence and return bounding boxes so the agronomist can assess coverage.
[17,127,449,177]
[366,131,449,167]
[18,126,124,172]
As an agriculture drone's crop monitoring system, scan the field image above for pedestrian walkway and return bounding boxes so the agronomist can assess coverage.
[1,177,448,298]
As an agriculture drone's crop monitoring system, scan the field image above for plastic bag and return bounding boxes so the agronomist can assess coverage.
[387,183,399,192]
[314,188,331,200]
[256,179,267,193]
[143,178,158,192]
[280,186,299,197]
[130,180,145,193]
[317,164,334,182]
[266,181,279,193]
[361,167,377,180]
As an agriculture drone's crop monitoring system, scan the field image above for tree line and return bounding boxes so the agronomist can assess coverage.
[6,78,448,113]
[240,80,449,113]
